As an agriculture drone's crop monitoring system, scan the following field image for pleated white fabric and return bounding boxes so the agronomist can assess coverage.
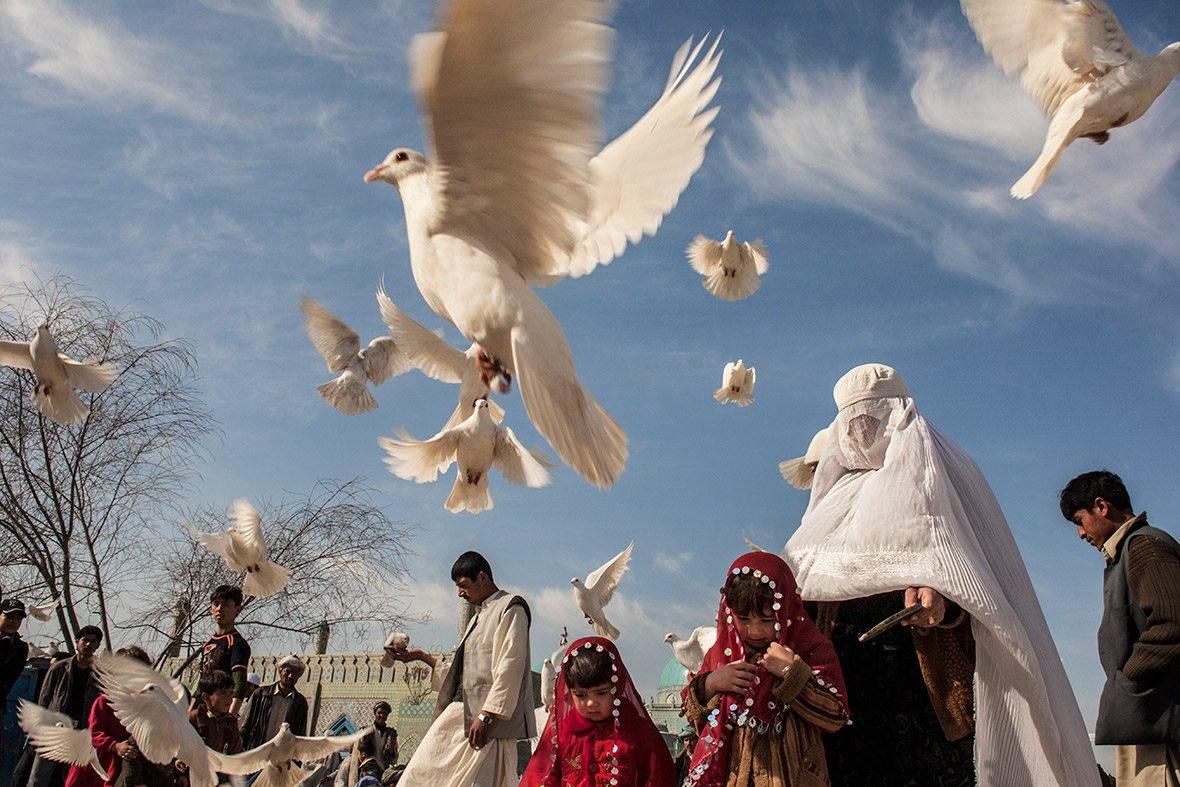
[783,392,1100,787]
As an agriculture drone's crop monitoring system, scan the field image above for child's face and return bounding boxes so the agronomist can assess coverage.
[205,687,233,714]
[732,607,777,653]
[570,682,614,723]
[210,598,242,627]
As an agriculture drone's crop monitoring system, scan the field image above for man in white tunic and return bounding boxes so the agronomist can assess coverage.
[389,551,534,787]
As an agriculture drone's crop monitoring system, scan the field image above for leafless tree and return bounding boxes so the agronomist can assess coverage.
[137,477,416,663]
[0,274,216,648]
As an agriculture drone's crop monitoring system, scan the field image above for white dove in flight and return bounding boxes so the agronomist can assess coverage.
[961,0,1180,198]
[380,398,555,514]
[216,723,370,787]
[686,231,769,302]
[26,595,63,622]
[663,625,718,675]
[0,324,118,425]
[713,359,755,407]
[363,0,722,489]
[96,653,226,787]
[779,427,831,490]
[17,700,109,781]
[187,499,291,597]
[375,286,507,430]
[299,296,411,415]
[571,541,633,640]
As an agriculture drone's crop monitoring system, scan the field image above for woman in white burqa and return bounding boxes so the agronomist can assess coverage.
[782,363,1100,787]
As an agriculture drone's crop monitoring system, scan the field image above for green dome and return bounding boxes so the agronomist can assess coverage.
[658,658,690,689]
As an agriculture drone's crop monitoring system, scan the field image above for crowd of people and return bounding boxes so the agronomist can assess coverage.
[0,583,399,787]
[4,362,1180,787]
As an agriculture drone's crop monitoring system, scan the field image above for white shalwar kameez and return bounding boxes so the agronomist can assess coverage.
[400,590,531,787]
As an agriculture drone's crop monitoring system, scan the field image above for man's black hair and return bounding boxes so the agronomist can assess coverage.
[76,625,103,644]
[562,645,613,689]
[357,734,376,757]
[211,584,244,606]
[1059,470,1133,520]
[198,669,233,696]
[451,551,493,583]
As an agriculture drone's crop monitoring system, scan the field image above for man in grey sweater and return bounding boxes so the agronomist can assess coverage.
[1061,470,1180,786]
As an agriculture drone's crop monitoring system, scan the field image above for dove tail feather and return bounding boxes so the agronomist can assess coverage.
[31,387,88,425]
[701,270,761,302]
[592,618,620,640]
[779,457,814,490]
[243,560,292,598]
[713,387,754,407]
[512,331,627,490]
[1011,107,1081,199]
[445,473,492,514]
[317,377,378,415]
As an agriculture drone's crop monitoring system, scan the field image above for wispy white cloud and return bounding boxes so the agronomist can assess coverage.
[0,0,233,125]
[728,9,1180,304]
[0,238,40,284]
[653,551,692,574]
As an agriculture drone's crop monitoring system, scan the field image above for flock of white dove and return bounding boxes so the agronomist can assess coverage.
[4,0,1179,778]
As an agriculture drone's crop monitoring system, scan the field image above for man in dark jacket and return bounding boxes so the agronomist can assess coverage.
[1,598,30,769]
[1061,470,1180,786]
[28,625,103,787]
[239,655,308,750]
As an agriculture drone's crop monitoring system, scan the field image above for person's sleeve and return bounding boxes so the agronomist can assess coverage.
[383,729,398,764]
[290,695,308,736]
[0,640,28,700]
[428,657,452,693]
[230,639,250,698]
[224,718,243,755]
[773,656,847,734]
[1124,535,1180,680]
[38,660,62,707]
[231,669,249,700]
[88,697,125,759]
[480,605,530,719]
[683,672,719,733]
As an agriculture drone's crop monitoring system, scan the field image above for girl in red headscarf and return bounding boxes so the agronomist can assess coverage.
[521,636,675,787]
[683,552,849,787]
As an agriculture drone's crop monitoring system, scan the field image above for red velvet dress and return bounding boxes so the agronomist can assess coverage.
[521,637,675,787]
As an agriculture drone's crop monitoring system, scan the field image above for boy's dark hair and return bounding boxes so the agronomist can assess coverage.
[451,551,493,583]
[211,584,244,606]
[561,645,613,689]
[1059,470,1133,520]
[357,734,376,757]
[724,572,776,617]
[117,646,151,665]
[76,625,104,644]
[198,669,234,696]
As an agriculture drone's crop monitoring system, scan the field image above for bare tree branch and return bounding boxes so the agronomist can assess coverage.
[0,273,217,647]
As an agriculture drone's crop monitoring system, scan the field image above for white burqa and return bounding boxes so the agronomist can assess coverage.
[782,375,1100,787]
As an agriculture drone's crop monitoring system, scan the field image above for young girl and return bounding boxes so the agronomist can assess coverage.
[521,636,675,787]
[683,552,848,787]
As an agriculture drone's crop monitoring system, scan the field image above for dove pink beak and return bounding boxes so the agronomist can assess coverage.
[363,165,386,183]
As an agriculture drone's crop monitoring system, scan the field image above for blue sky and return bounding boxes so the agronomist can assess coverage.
[3,0,1179,759]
